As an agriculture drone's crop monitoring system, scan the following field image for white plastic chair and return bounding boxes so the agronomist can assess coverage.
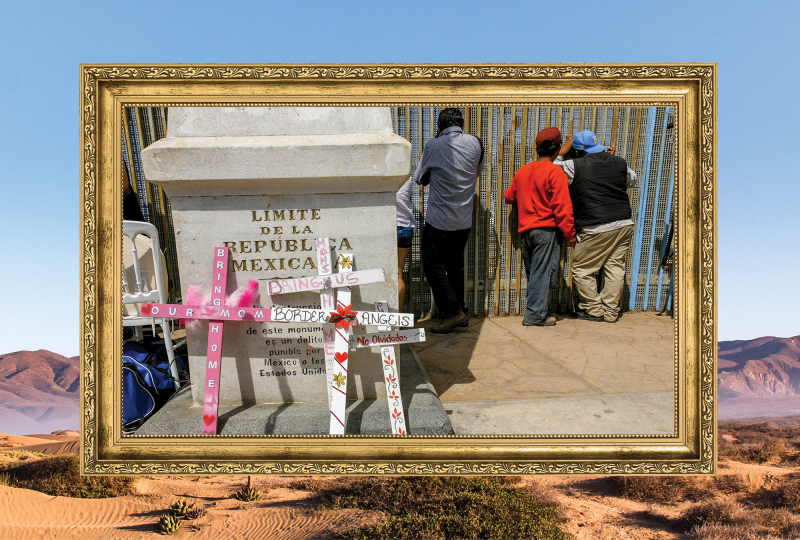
[123,220,180,389]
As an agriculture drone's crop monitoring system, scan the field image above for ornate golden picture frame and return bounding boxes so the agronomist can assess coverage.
[80,63,716,475]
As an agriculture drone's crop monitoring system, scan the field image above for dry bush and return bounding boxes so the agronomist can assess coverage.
[485,475,522,486]
[719,423,800,464]
[6,455,136,498]
[682,498,800,539]
[609,475,716,504]
[523,480,566,519]
[715,474,750,494]
[681,498,749,531]
[773,473,800,511]
[300,476,569,540]
[287,476,342,492]
[687,522,782,540]
[0,471,12,487]
[753,439,791,463]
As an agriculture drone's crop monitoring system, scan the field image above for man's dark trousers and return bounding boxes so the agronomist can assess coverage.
[421,223,471,319]
[520,227,562,323]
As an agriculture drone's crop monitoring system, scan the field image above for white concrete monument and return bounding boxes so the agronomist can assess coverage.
[141,107,411,408]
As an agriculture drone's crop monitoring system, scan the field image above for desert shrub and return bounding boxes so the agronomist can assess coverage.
[523,480,565,519]
[1,450,46,460]
[485,475,522,486]
[6,455,136,498]
[715,474,750,494]
[305,476,568,540]
[752,439,791,463]
[609,475,716,503]
[681,499,800,539]
[681,498,748,531]
[0,471,12,487]
[231,488,261,502]
[719,423,800,464]
[687,522,781,540]
[773,473,800,511]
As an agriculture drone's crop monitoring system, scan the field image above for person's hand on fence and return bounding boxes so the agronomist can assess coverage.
[607,145,616,155]
[559,136,573,157]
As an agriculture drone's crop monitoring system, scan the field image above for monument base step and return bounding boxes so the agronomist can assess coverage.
[135,345,453,436]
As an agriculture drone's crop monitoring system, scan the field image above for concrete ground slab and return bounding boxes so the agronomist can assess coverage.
[445,391,674,435]
[413,312,675,435]
[135,345,453,436]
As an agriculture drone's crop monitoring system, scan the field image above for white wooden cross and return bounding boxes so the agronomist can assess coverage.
[314,238,337,418]
[267,241,424,435]
[142,244,417,435]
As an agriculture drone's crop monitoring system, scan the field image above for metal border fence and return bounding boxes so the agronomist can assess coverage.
[391,105,675,319]
[124,106,675,317]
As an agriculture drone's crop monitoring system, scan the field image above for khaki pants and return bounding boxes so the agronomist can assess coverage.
[571,225,634,322]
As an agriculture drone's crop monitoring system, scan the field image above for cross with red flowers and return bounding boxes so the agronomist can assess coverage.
[268,240,417,435]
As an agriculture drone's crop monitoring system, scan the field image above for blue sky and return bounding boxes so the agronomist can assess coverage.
[0,0,797,356]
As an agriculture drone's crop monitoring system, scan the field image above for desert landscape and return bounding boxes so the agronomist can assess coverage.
[3,336,800,539]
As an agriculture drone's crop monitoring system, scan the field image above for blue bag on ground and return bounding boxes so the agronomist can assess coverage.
[122,342,181,431]
[123,341,189,384]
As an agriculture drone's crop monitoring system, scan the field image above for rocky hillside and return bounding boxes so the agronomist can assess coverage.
[718,336,800,398]
[0,350,79,435]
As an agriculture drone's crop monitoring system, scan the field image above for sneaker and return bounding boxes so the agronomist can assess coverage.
[431,313,470,334]
[568,310,604,322]
[522,315,557,327]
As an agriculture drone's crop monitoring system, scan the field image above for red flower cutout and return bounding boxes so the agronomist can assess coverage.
[392,407,402,420]
[397,428,406,435]
[326,304,359,330]
[388,391,400,400]
[384,357,395,366]
[386,375,396,384]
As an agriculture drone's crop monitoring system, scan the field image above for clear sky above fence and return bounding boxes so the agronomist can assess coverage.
[0,0,797,356]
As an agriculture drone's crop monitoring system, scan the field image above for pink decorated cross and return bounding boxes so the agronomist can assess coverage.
[144,247,230,435]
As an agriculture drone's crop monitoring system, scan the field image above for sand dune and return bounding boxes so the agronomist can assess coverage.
[0,431,79,456]
[11,440,79,455]
[0,434,56,448]
[0,480,383,540]
[24,431,79,440]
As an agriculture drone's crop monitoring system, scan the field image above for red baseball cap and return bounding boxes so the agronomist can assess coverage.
[535,127,562,147]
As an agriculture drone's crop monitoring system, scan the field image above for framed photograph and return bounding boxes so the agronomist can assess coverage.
[80,63,716,475]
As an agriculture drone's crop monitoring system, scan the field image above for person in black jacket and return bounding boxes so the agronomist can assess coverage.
[553,130,637,323]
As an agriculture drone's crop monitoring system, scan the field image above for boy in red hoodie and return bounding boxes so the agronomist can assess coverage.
[504,127,576,326]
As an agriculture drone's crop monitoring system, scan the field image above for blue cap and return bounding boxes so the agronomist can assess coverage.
[572,130,606,154]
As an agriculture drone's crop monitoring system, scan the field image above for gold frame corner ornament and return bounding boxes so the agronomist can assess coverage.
[79,63,717,476]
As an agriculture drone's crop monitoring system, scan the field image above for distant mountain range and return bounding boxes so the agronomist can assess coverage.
[718,336,800,398]
[0,350,79,435]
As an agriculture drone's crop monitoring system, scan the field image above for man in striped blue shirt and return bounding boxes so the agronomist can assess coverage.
[415,108,485,334]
